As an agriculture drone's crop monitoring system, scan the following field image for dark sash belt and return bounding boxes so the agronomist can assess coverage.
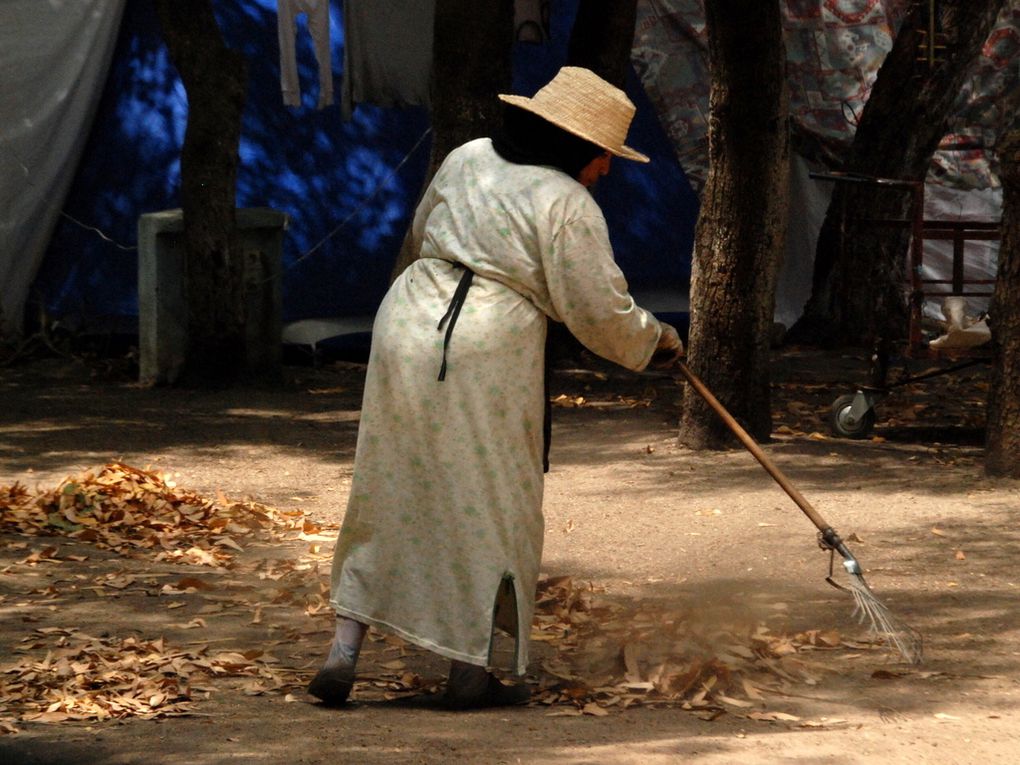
[434,262,551,473]
[436,265,474,382]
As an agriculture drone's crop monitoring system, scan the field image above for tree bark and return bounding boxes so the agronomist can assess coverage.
[429,0,515,175]
[390,0,514,280]
[530,0,639,366]
[985,127,1020,477]
[790,0,1008,346]
[678,0,789,448]
[566,0,638,88]
[154,0,248,386]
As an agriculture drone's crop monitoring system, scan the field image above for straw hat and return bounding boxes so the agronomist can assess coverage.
[498,67,649,163]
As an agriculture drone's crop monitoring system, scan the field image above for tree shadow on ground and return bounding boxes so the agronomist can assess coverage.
[1,349,1014,763]
[0,359,366,482]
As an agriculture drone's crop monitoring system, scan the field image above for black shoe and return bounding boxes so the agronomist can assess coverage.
[442,673,531,710]
[307,665,355,706]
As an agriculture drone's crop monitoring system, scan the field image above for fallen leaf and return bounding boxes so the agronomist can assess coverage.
[622,643,642,683]
[816,630,842,648]
[102,574,137,589]
[716,694,754,709]
[214,536,244,552]
[170,618,207,630]
[694,709,726,721]
[748,711,800,722]
[741,678,765,701]
[798,718,847,728]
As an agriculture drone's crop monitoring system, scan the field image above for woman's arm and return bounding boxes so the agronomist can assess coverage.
[542,213,664,371]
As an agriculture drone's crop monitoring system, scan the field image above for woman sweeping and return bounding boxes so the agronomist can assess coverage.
[309,66,684,708]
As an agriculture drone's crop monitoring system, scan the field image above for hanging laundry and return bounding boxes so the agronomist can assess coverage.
[514,0,550,44]
[340,1,553,120]
[340,0,435,120]
[278,0,333,109]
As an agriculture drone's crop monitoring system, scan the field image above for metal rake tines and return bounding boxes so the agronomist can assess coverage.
[846,572,923,665]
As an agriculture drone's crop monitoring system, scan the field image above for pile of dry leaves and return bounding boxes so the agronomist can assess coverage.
[0,462,311,567]
[0,627,297,729]
[528,575,865,723]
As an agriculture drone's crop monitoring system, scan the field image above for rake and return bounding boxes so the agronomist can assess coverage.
[677,362,923,665]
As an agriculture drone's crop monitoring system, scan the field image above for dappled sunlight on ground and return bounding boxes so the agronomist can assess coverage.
[1,347,1018,763]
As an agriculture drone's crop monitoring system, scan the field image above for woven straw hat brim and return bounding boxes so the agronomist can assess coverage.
[498,94,650,164]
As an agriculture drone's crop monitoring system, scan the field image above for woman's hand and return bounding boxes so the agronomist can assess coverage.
[650,322,684,369]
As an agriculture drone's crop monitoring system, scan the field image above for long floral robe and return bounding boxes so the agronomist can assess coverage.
[329,138,661,673]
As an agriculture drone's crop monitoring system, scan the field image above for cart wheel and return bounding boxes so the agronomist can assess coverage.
[829,393,875,439]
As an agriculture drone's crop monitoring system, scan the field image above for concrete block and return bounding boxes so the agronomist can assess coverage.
[138,207,288,384]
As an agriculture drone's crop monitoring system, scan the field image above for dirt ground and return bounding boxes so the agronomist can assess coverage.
[1,344,1018,764]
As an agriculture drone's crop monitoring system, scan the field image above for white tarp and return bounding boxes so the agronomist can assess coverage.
[777,161,1002,332]
[633,0,1012,328]
[921,183,1002,322]
[775,153,833,330]
[0,0,125,339]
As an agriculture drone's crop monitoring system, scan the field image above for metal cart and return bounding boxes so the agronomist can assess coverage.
[809,172,999,439]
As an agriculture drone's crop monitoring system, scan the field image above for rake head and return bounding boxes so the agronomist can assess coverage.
[842,569,924,665]
[821,532,923,665]
[671,362,923,664]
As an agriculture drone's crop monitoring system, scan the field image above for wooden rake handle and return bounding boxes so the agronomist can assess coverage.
[676,362,833,535]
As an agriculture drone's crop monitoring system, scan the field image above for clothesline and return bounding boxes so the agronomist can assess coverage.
[60,212,137,251]
[278,125,432,278]
[60,126,433,282]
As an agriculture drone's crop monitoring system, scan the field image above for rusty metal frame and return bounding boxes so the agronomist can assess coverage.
[809,170,1000,359]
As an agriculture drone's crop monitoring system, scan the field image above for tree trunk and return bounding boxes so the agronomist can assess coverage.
[678,0,789,449]
[154,0,248,386]
[538,0,639,365]
[986,128,1020,477]
[429,0,514,174]
[790,0,1008,346]
[566,0,637,88]
[390,0,514,280]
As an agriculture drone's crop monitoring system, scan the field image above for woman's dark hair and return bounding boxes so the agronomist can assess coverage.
[491,105,605,179]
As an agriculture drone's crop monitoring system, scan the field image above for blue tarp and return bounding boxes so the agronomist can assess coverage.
[31,0,698,334]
